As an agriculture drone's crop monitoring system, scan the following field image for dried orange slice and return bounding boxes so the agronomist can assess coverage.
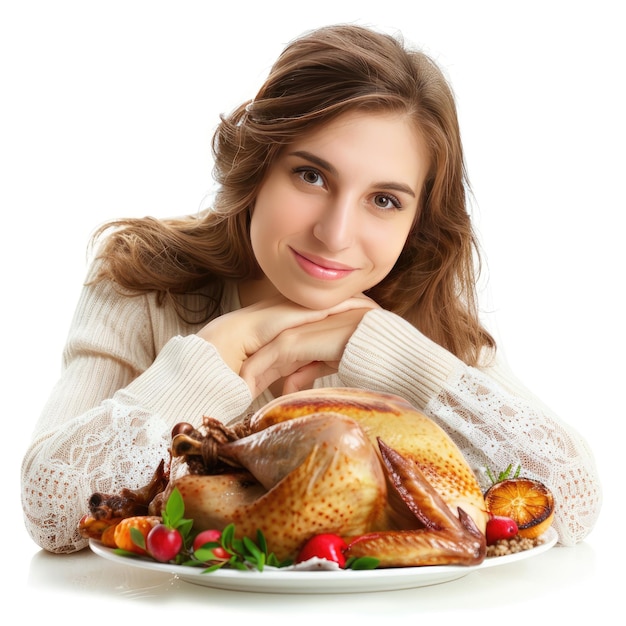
[484,478,555,539]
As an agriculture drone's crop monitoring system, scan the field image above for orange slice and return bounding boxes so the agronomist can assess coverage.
[484,478,555,539]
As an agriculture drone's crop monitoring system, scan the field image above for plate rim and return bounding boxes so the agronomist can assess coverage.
[88,526,557,593]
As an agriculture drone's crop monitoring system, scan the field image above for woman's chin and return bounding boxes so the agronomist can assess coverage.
[282,290,348,311]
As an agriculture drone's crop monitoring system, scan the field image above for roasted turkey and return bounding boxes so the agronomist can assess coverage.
[169,387,488,567]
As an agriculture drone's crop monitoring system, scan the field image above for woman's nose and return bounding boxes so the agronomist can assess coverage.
[312,196,356,252]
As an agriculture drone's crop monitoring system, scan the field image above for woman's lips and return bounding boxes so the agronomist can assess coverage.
[291,248,356,280]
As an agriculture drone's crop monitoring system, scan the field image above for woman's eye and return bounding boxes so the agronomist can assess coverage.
[373,193,401,210]
[296,167,324,186]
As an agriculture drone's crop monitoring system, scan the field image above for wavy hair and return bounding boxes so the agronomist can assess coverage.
[91,24,495,365]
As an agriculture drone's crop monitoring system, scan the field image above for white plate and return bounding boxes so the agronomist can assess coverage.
[90,526,557,594]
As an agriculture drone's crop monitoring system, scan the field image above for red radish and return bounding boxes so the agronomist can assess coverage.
[485,514,519,545]
[146,524,183,562]
[193,529,229,560]
[296,533,348,567]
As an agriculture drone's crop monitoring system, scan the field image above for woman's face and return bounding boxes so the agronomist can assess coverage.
[244,110,429,310]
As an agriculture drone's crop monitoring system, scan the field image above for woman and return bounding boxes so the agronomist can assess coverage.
[21,24,601,554]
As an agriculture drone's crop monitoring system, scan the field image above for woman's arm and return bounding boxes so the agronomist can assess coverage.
[21,278,252,554]
[338,308,602,546]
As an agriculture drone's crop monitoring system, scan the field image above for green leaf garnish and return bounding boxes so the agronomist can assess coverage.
[130,526,146,550]
[161,487,193,535]
[211,523,291,571]
[346,556,380,570]
[192,543,222,563]
[113,547,143,558]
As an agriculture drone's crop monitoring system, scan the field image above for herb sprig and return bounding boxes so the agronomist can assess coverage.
[186,523,292,572]
[486,463,522,485]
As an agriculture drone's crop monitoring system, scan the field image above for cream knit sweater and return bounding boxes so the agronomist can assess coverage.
[21,271,602,553]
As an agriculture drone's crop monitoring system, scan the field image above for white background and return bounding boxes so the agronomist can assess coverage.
[2,0,623,619]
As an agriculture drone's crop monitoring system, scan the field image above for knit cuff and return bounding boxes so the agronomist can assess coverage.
[123,334,252,427]
[338,308,461,408]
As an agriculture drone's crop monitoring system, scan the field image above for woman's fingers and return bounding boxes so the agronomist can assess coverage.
[198,294,378,376]
[240,308,371,397]
[281,361,338,395]
[244,294,377,349]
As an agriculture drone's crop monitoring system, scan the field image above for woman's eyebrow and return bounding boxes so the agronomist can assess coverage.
[289,150,416,198]
[375,182,416,198]
[289,150,338,176]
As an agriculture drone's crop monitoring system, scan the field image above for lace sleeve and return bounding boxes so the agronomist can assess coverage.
[339,308,602,546]
[21,333,253,554]
[21,272,252,554]
[426,367,601,546]
[21,395,170,554]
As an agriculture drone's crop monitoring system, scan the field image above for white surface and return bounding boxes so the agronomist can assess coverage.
[3,0,622,623]
[22,525,611,623]
[87,528,557,594]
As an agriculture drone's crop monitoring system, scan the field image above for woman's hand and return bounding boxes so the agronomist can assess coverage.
[240,306,374,397]
[197,294,377,397]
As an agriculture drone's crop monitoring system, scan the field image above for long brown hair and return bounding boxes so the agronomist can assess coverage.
[91,24,495,365]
